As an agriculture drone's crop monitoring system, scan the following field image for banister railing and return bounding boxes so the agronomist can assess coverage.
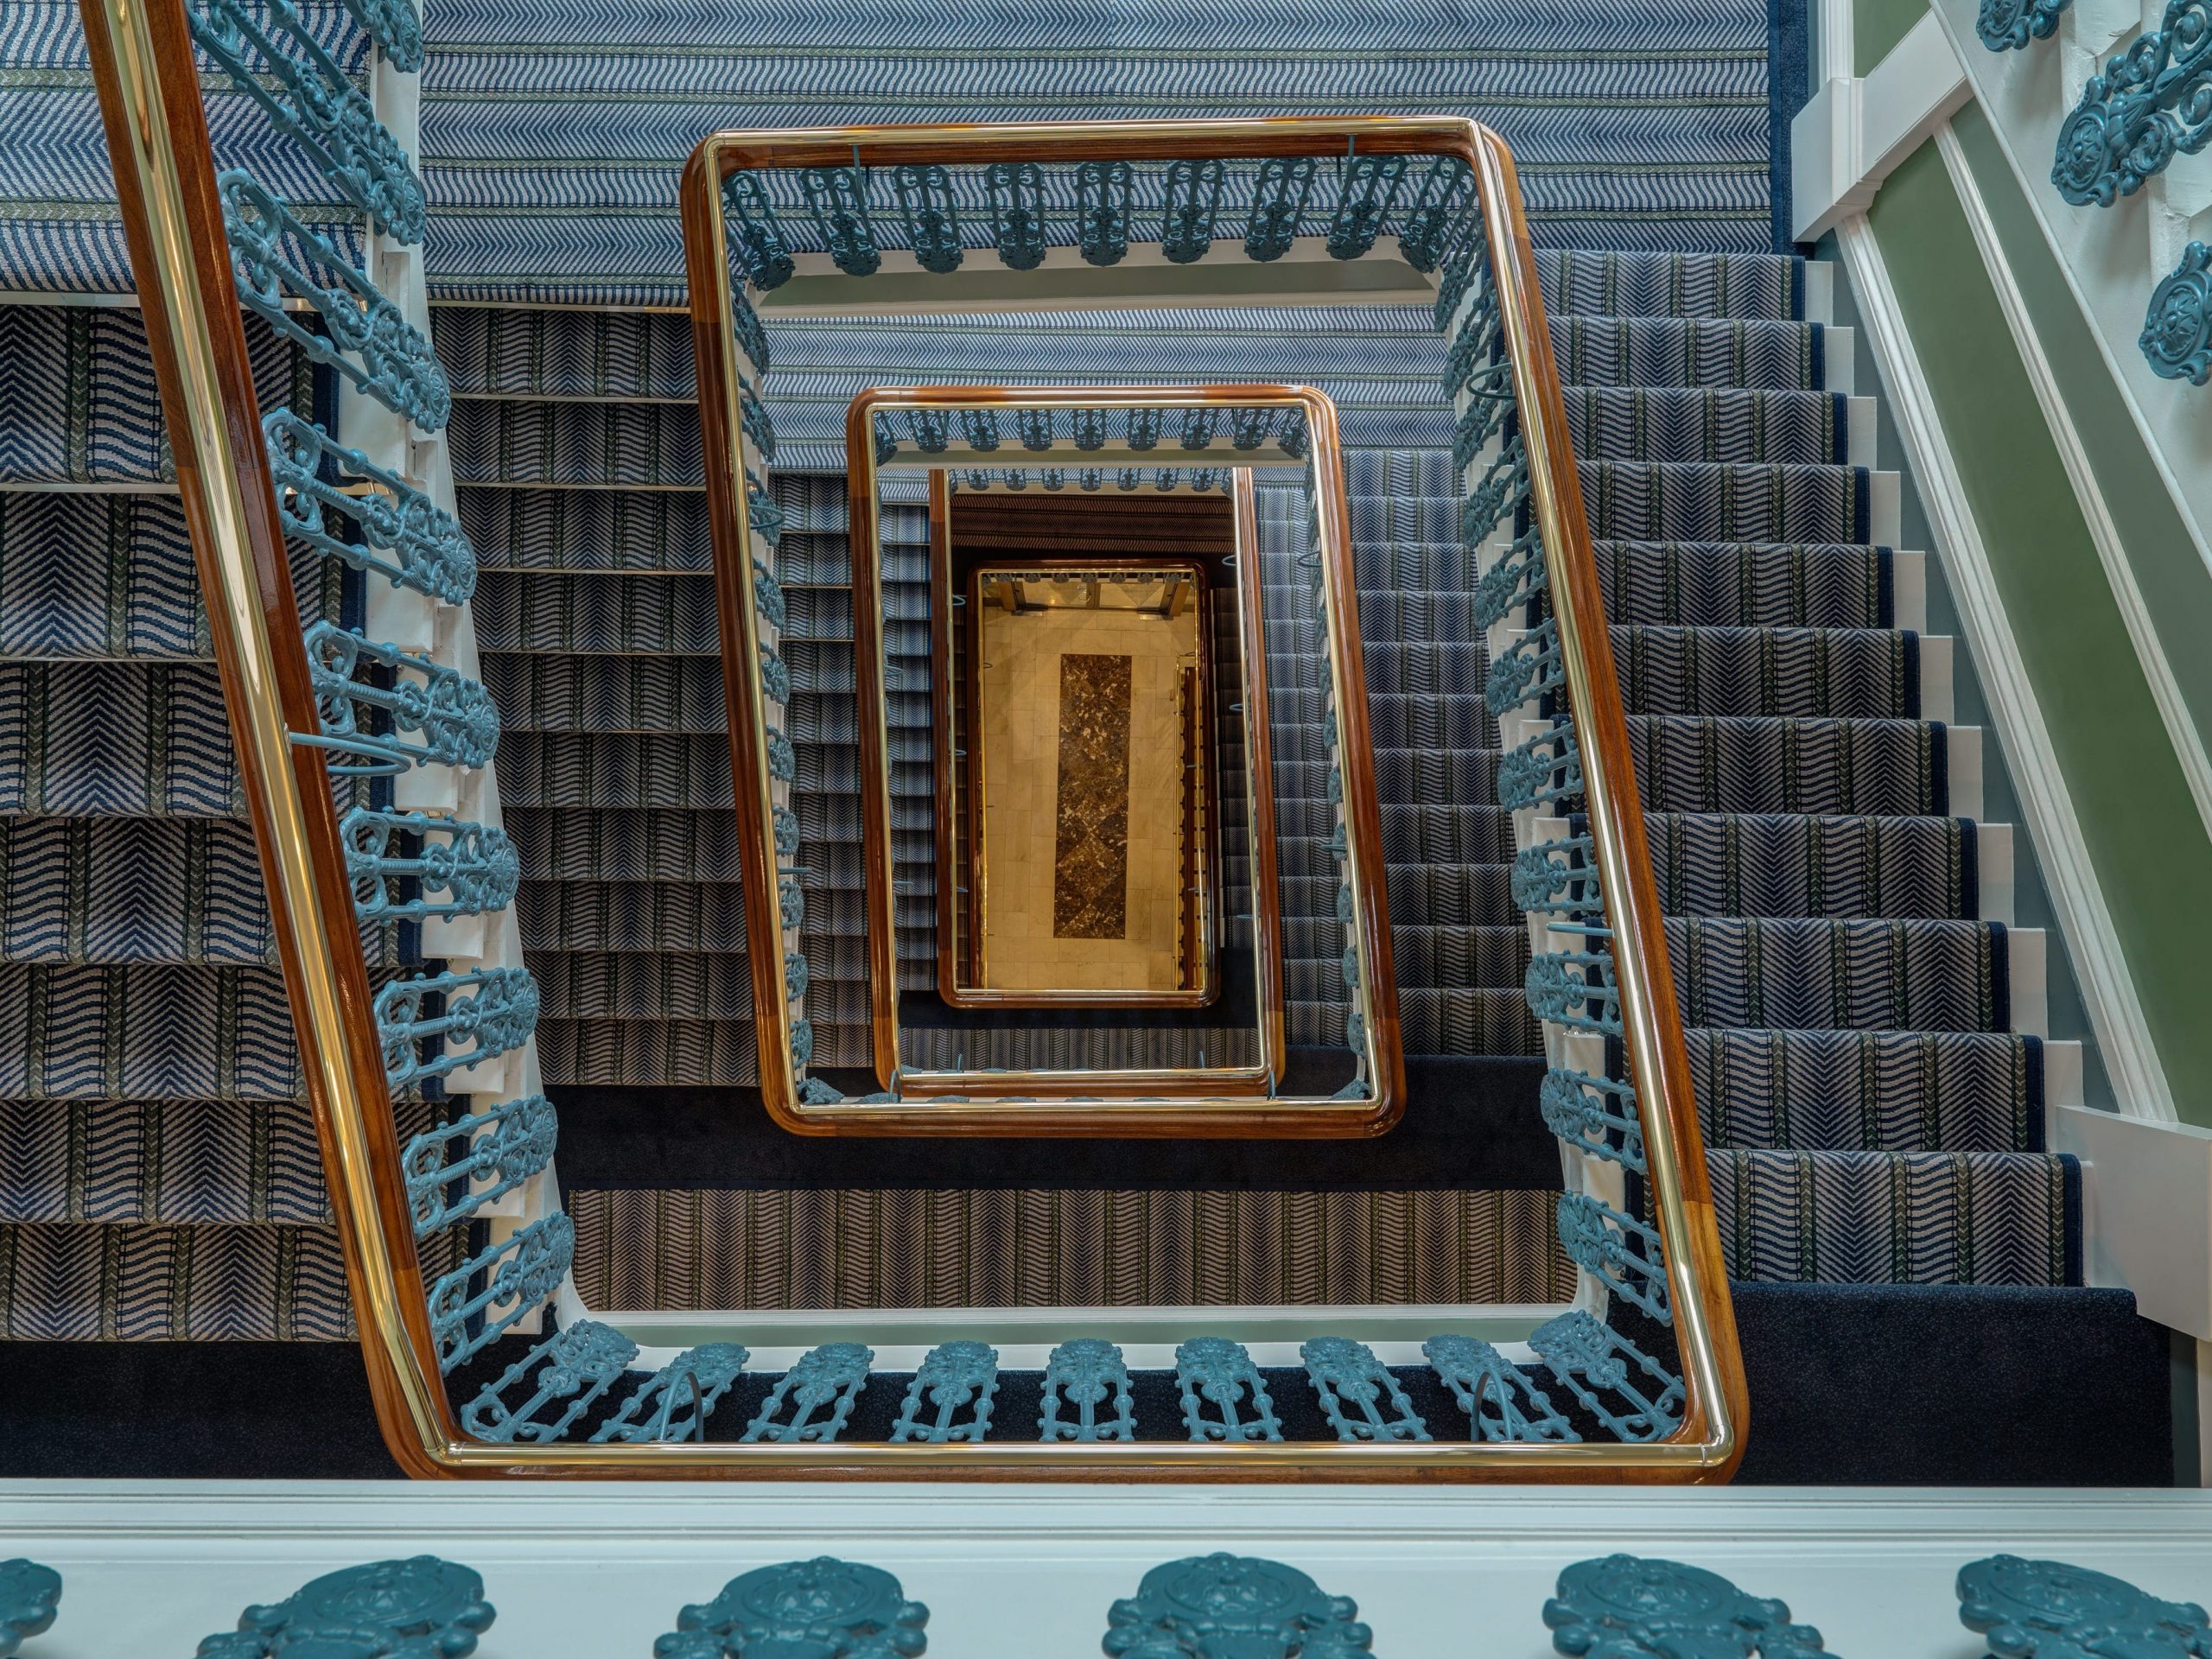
[83,12,1746,1473]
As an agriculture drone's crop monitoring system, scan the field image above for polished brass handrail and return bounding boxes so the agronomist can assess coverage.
[80,67,1746,1475]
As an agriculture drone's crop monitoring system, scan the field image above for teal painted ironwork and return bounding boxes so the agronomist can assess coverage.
[301,624,499,775]
[341,806,518,924]
[1162,157,1227,263]
[1485,618,1564,716]
[804,166,882,276]
[186,0,425,243]
[1104,1554,1372,1659]
[2145,241,2212,382]
[1128,407,1162,449]
[1246,156,1317,261]
[725,173,798,290]
[594,1344,750,1444]
[893,163,963,274]
[1327,152,1407,260]
[960,409,1002,452]
[375,966,539,1090]
[987,160,1048,270]
[218,170,450,430]
[195,1558,495,1658]
[1474,529,1547,629]
[741,389,778,464]
[338,0,423,69]
[1540,1069,1648,1173]
[1173,1337,1281,1443]
[1557,1192,1673,1323]
[1525,951,1624,1033]
[1398,156,1475,271]
[1513,837,1602,918]
[1300,1337,1430,1443]
[744,1343,873,1443]
[1040,1338,1135,1442]
[1545,1555,1831,1657]
[1498,721,1583,812]
[399,1093,557,1235]
[1957,1554,2212,1657]
[1529,1311,1685,1442]
[0,1561,59,1659]
[1979,0,2071,48]
[2051,2,2212,206]
[1178,408,1222,449]
[656,1559,928,1659]
[1018,408,1056,451]
[460,1319,637,1443]
[428,1212,575,1371]
[1422,1333,1577,1442]
[264,411,477,604]
[1077,160,1135,266]
[892,1341,1000,1443]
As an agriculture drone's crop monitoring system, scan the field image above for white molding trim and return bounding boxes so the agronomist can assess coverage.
[1936,124,2212,849]
[2056,1104,2212,1338]
[1835,217,2179,1121]
[1793,10,1974,240]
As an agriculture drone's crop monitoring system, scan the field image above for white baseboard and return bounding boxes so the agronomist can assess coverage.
[2058,1104,2212,1338]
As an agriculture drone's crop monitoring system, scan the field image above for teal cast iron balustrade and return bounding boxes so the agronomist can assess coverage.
[1979,0,2072,49]
[1556,1192,1674,1322]
[743,1343,874,1443]
[594,1344,750,1444]
[1956,1555,2212,1657]
[219,170,451,431]
[1105,1555,1372,1659]
[656,1560,929,1659]
[336,0,423,70]
[375,966,539,1089]
[399,1093,557,1234]
[2052,0,2212,205]
[264,411,478,604]
[1300,1337,1430,1442]
[302,623,500,775]
[1174,1337,1282,1443]
[893,163,963,273]
[426,1212,575,1370]
[1423,1333,1577,1442]
[0,1561,60,1659]
[891,1341,1000,1443]
[194,1558,496,1659]
[460,1319,637,1442]
[185,0,426,243]
[341,807,518,924]
[1529,1311,1684,1441]
[1544,1555,1832,1657]
[2145,241,2212,381]
[1040,1338,1136,1441]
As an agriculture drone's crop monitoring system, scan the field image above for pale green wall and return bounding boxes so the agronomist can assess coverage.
[1865,137,2212,1124]
[1855,0,1926,72]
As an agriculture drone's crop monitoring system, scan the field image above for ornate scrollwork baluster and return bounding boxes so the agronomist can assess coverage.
[804,165,882,276]
[724,172,798,289]
[1161,156,1227,263]
[960,409,1002,452]
[1979,0,2072,48]
[219,169,450,430]
[1327,152,1407,260]
[194,1558,495,1658]
[1556,1192,1673,1322]
[987,160,1048,270]
[0,1560,60,1659]
[264,410,477,603]
[1544,1556,1829,1656]
[1529,1310,1684,1441]
[891,1341,1000,1443]
[300,621,500,775]
[594,1344,750,1443]
[1126,407,1162,450]
[1421,1333,1576,1442]
[1077,159,1135,266]
[375,965,540,1089]
[1300,1337,1430,1442]
[742,1343,873,1443]
[187,0,427,243]
[2144,240,2212,381]
[1540,1068,1649,1173]
[1017,408,1057,451]
[425,1212,574,1370]
[336,0,424,69]
[658,1560,928,1659]
[1178,407,1222,449]
[2051,2,2212,206]
[400,1092,557,1234]
[1071,406,1109,450]
[341,805,518,923]
[1246,156,1318,262]
[1956,1554,2212,1657]
[1398,155,1476,271]
[460,1319,636,1442]
[893,162,963,273]
[1105,1556,1370,1659]
[1174,1337,1281,1443]
[1039,1338,1135,1441]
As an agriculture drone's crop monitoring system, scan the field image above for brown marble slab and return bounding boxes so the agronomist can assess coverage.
[1052,651,1133,938]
